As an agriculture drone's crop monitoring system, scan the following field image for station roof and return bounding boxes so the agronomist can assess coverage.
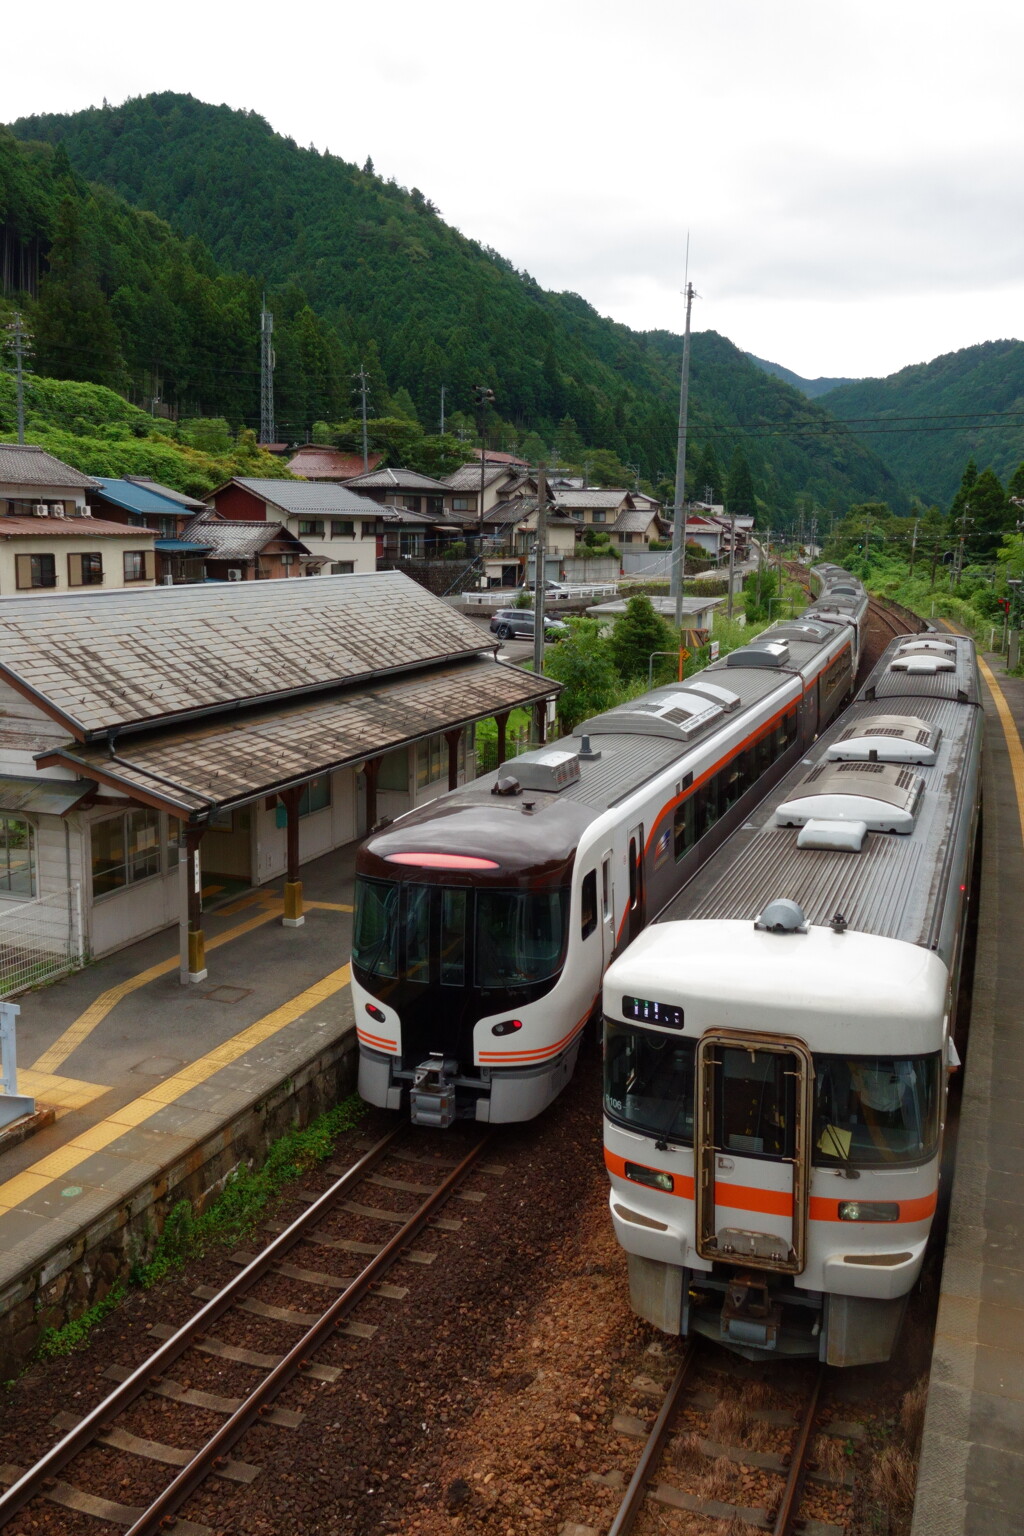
[0,571,502,741]
[39,658,553,818]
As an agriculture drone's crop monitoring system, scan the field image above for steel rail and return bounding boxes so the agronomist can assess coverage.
[772,1362,826,1536]
[606,1340,699,1536]
[0,1124,408,1530]
[123,1131,492,1536]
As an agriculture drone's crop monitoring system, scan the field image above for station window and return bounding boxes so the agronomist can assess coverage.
[92,809,162,897]
[581,870,598,940]
[416,733,466,789]
[0,816,34,897]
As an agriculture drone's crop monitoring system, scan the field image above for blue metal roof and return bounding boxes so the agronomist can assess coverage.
[155,539,212,553]
[92,478,200,518]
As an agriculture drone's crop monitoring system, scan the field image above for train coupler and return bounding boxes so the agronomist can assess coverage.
[721,1273,783,1351]
[409,1054,459,1128]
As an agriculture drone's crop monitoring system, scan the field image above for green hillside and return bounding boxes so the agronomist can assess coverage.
[747,355,858,399]
[820,340,1024,504]
[8,94,906,514]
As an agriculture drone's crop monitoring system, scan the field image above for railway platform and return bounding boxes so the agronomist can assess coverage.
[912,646,1024,1536]
[0,844,358,1376]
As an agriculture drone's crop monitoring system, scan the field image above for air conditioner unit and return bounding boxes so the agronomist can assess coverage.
[227,568,243,582]
[50,504,66,518]
[162,575,175,586]
[32,503,49,518]
[78,507,92,518]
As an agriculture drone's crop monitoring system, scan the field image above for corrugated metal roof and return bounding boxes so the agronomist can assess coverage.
[123,477,208,511]
[864,637,980,704]
[0,516,154,538]
[0,774,93,816]
[0,571,500,739]
[227,478,381,515]
[91,479,203,517]
[0,445,100,490]
[44,660,554,814]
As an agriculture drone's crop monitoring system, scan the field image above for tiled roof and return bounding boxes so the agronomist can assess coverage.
[485,497,537,527]
[468,448,531,467]
[286,448,384,480]
[552,490,631,510]
[0,570,500,738]
[444,463,512,491]
[0,515,153,538]
[612,508,661,534]
[42,660,555,815]
[0,444,100,490]
[343,467,449,491]
[225,478,381,515]
[182,515,306,562]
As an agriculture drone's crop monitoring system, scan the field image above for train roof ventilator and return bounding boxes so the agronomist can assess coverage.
[775,760,924,849]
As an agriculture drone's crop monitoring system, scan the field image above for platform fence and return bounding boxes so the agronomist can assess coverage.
[0,884,85,999]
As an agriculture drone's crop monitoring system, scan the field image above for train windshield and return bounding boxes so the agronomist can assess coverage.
[603,1022,696,1143]
[813,1053,941,1166]
[353,877,569,989]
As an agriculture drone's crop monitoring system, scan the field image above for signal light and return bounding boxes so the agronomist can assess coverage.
[365,1004,386,1023]
[491,1019,523,1036]
[838,1201,899,1222]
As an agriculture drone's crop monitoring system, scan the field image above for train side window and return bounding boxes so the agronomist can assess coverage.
[581,871,598,940]
[755,729,773,777]
[440,888,466,986]
[784,708,798,746]
[696,776,719,837]
[405,885,431,984]
[601,856,612,919]
[674,796,696,858]
[628,838,638,908]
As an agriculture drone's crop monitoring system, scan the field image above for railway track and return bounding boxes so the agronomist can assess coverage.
[0,1124,497,1535]
[607,1344,845,1536]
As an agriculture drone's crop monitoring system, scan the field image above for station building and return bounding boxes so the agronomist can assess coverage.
[0,573,556,973]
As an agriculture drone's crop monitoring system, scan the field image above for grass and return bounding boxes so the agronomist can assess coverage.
[35,1094,367,1360]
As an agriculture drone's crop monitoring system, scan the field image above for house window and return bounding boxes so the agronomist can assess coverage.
[0,817,34,897]
[592,510,606,524]
[622,533,633,544]
[331,561,355,574]
[281,554,295,566]
[92,809,162,897]
[331,520,354,538]
[362,521,377,538]
[123,550,155,583]
[452,497,470,511]
[15,553,56,589]
[571,508,584,520]
[298,519,325,537]
[403,496,419,510]
[68,552,103,586]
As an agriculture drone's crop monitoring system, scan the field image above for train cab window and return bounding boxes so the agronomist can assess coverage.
[581,871,598,940]
[813,1053,941,1166]
[352,877,399,978]
[604,1021,696,1143]
[440,888,467,986]
[673,796,696,859]
[476,890,568,989]
[716,1046,796,1160]
[405,885,431,984]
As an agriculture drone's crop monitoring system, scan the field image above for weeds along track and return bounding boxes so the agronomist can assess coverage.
[0,1125,499,1536]
[605,1341,860,1536]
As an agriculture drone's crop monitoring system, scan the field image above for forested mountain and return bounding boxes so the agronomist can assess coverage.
[819,340,1024,504]
[748,355,858,399]
[6,93,905,512]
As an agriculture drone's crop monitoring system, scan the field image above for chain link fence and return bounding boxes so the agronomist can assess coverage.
[0,885,85,999]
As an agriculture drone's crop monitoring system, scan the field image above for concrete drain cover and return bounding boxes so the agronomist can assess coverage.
[132,1056,186,1076]
[203,985,253,1004]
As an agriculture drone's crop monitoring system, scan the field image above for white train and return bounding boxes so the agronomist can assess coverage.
[602,629,982,1365]
[353,570,867,1127]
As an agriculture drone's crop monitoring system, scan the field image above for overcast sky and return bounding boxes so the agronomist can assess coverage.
[7,0,1022,381]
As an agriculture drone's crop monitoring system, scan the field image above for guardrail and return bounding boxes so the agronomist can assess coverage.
[461,582,619,607]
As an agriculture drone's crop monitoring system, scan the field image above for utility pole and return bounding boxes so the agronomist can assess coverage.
[439,384,446,435]
[259,299,275,446]
[532,463,549,689]
[473,385,495,535]
[727,509,736,621]
[5,313,31,445]
[908,516,919,577]
[671,280,697,628]
[354,366,371,472]
[863,508,871,563]
[953,503,971,587]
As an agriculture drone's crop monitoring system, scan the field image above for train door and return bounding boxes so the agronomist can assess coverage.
[601,851,614,965]
[694,1032,813,1275]
[626,824,645,945]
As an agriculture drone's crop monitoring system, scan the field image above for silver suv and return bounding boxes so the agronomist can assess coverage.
[489,609,570,641]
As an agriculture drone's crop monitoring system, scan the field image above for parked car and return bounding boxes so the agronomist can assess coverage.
[489,608,570,641]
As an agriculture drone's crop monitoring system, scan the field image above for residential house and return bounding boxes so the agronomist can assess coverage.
[0,445,157,596]
[209,478,381,574]
[468,447,532,470]
[285,446,384,480]
[181,512,318,580]
[342,466,451,520]
[678,512,725,560]
[0,574,557,964]
[551,488,634,530]
[443,462,527,521]
[87,477,211,584]
[340,467,469,561]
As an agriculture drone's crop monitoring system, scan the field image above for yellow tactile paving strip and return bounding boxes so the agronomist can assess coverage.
[16,1069,110,1118]
[0,962,351,1215]
[977,654,1024,849]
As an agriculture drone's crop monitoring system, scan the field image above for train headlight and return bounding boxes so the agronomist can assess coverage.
[838,1201,900,1222]
[624,1161,674,1193]
[365,1004,386,1023]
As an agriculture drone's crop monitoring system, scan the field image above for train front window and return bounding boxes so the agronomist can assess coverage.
[813,1053,941,1166]
[604,1021,695,1143]
[476,890,568,988]
[352,877,399,978]
[440,889,467,986]
[716,1046,797,1160]
[406,885,431,984]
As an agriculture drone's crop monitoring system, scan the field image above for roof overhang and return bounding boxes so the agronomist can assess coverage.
[0,774,94,816]
[36,659,559,822]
